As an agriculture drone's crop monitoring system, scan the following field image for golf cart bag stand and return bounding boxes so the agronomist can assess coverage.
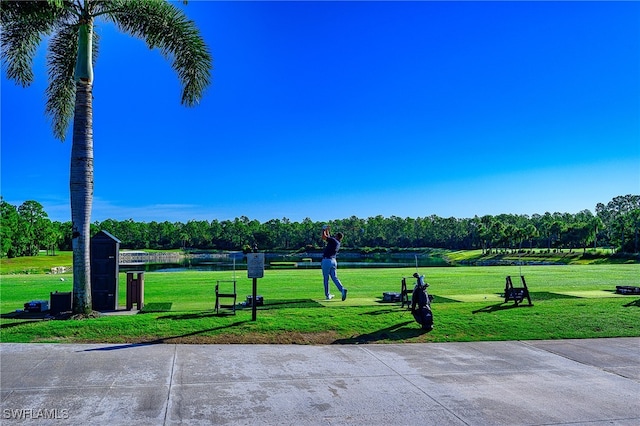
[401,277,413,308]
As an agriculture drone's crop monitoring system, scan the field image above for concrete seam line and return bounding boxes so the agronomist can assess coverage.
[163,344,178,425]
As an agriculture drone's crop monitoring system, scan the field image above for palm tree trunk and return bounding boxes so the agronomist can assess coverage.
[70,79,94,314]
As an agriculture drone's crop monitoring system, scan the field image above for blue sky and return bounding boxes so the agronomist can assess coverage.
[2,1,639,224]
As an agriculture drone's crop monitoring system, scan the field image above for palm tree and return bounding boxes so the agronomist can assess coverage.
[1,1,211,314]
[524,223,539,250]
[588,216,604,250]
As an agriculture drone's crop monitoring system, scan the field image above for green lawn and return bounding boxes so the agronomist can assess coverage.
[1,264,638,344]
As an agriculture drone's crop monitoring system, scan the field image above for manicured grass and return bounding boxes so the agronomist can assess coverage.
[0,251,73,275]
[1,264,638,344]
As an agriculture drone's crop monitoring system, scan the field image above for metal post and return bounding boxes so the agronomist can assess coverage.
[252,277,257,321]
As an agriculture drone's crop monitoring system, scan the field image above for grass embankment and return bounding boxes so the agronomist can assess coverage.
[1,264,638,344]
[0,251,74,275]
[447,248,639,265]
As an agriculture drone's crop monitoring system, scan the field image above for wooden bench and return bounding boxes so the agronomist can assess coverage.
[504,275,532,306]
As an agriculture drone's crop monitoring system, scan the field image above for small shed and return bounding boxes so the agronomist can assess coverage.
[91,230,120,311]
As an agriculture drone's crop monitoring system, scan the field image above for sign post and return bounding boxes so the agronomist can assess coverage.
[246,253,265,321]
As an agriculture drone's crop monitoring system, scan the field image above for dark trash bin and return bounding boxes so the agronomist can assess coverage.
[50,291,72,315]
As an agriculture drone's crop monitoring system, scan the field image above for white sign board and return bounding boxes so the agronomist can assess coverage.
[247,253,265,278]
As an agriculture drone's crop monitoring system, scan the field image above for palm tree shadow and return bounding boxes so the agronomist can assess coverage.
[0,311,56,329]
[0,319,42,329]
[79,320,250,351]
[332,320,429,344]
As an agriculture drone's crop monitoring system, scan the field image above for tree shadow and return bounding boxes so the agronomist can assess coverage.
[332,320,429,344]
[0,319,43,329]
[79,320,250,351]
[1,311,50,320]
[157,299,324,320]
[0,311,59,328]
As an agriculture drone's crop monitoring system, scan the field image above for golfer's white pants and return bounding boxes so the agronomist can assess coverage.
[321,258,344,298]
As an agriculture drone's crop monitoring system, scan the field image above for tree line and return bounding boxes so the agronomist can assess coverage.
[1,194,639,258]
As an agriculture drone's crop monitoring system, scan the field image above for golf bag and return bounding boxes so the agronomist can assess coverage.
[411,273,434,331]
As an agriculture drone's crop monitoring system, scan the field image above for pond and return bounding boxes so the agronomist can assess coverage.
[119,251,450,272]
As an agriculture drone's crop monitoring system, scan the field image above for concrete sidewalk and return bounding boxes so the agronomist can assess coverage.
[1,338,639,425]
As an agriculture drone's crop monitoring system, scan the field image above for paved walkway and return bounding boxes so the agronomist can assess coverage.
[1,338,639,425]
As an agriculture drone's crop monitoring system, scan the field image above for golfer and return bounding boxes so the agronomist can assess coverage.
[321,226,348,301]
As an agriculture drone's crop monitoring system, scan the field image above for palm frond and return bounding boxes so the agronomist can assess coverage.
[0,1,74,87]
[45,24,78,140]
[104,0,212,106]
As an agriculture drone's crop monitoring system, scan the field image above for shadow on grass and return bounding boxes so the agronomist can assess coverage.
[0,319,43,329]
[432,295,461,303]
[260,299,323,309]
[360,308,400,316]
[528,291,580,301]
[139,302,173,313]
[0,311,57,329]
[623,298,640,308]
[473,291,582,314]
[156,299,324,320]
[79,320,250,352]
[333,320,429,344]
[1,311,49,319]
[375,295,459,305]
[472,303,535,314]
[157,310,225,320]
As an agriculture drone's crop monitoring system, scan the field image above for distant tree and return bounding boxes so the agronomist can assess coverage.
[524,224,539,250]
[549,220,564,250]
[489,220,506,251]
[0,199,21,257]
[183,220,211,248]
[298,217,318,248]
[503,224,518,251]
[17,200,51,256]
[597,195,640,252]
[629,208,640,253]
[1,0,212,313]
[477,216,493,254]
[587,216,604,250]
[208,220,224,249]
[44,221,65,255]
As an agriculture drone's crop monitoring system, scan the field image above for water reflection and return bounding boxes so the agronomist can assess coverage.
[119,252,448,272]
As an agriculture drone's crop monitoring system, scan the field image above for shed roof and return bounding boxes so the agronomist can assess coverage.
[93,230,121,243]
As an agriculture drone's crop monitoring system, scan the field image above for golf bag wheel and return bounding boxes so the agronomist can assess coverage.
[412,306,434,331]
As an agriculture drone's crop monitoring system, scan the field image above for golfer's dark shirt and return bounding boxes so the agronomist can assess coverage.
[323,237,340,258]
